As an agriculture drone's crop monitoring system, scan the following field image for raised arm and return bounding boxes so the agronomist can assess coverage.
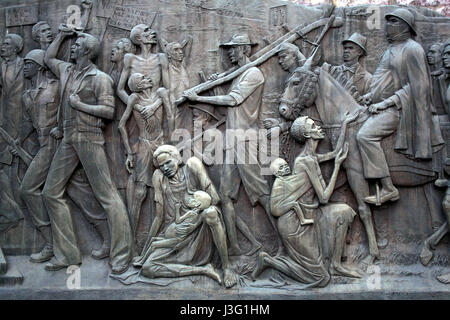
[159,53,170,90]
[44,29,73,78]
[317,110,358,163]
[305,145,348,204]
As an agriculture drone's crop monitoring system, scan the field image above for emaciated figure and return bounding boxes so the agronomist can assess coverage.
[252,115,362,286]
[134,145,237,288]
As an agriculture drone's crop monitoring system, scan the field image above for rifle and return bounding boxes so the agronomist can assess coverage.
[175,15,342,107]
[0,127,32,166]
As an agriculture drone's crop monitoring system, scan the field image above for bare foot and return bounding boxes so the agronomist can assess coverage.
[330,263,363,278]
[204,263,222,285]
[245,242,262,256]
[436,273,450,284]
[419,242,433,266]
[223,268,237,288]
[360,254,376,270]
[251,251,269,280]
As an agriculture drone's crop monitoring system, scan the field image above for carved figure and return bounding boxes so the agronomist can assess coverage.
[263,42,306,140]
[162,36,193,134]
[117,24,174,135]
[107,38,136,193]
[18,49,111,263]
[148,190,211,250]
[183,33,280,256]
[427,42,446,115]
[270,158,314,225]
[325,32,372,99]
[32,21,54,50]
[0,33,25,232]
[118,72,170,239]
[252,115,361,285]
[420,40,450,284]
[133,145,237,288]
[42,27,133,274]
[357,9,443,205]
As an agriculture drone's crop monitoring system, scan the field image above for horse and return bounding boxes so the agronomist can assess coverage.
[277,60,438,264]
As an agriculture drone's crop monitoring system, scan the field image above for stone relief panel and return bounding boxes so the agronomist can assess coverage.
[0,0,448,295]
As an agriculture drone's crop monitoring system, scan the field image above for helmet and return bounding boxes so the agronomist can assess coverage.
[24,49,45,67]
[342,32,367,56]
[385,8,417,36]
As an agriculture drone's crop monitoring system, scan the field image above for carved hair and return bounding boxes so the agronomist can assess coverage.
[270,158,288,176]
[116,37,135,54]
[278,42,306,65]
[77,33,100,61]
[127,73,146,92]
[443,39,450,51]
[290,116,311,145]
[429,42,444,54]
[165,41,182,60]
[4,34,23,53]
[192,190,212,210]
[130,24,151,45]
[31,21,50,43]
[153,145,182,167]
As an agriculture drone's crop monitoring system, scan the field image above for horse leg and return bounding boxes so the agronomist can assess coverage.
[342,130,381,264]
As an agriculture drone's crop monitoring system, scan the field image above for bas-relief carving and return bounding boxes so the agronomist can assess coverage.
[0,0,449,295]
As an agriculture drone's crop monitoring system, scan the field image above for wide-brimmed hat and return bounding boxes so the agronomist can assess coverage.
[24,49,45,67]
[342,32,367,56]
[220,34,257,47]
[385,8,417,36]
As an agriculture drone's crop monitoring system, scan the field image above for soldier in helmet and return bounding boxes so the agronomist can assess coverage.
[327,32,372,97]
[356,8,444,205]
[17,49,113,264]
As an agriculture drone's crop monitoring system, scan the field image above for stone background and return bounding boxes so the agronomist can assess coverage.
[0,0,448,274]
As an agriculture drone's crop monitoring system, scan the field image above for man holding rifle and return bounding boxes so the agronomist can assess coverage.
[183,34,280,256]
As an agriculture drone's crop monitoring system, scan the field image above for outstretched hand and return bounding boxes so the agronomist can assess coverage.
[335,142,349,165]
[343,110,360,125]
[125,154,135,174]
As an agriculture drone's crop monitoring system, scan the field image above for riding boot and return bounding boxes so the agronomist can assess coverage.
[30,225,54,263]
[91,220,110,260]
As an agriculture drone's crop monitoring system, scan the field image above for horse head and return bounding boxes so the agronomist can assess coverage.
[279,58,320,121]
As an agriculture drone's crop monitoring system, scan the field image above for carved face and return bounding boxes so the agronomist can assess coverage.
[168,43,184,62]
[1,38,17,57]
[278,51,297,72]
[70,38,86,61]
[427,45,442,66]
[303,117,325,140]
[37,24,53,45]
[23,60,41,79]
[443,45,450,69]
[157,153,179,178]
[228,45,244,64]
[111,42,126,63]
[385,16,410,39]
[273,159,290,177]
[343,42,362,63]
[139,27,157,45]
